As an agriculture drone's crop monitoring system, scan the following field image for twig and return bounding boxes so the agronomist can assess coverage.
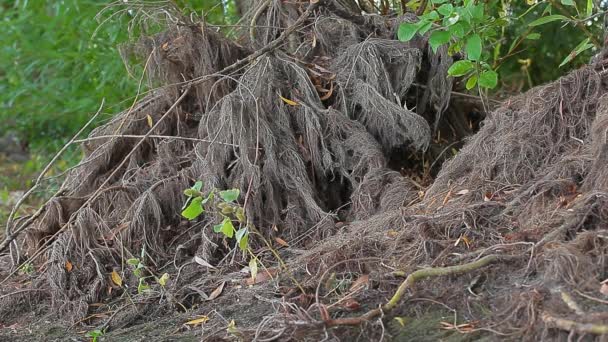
[0,100,105,254]
[412,82,502,106]
[541,311,608,335]
[0,288,46,300]
[322,254,516,327]
[250,0,271,44]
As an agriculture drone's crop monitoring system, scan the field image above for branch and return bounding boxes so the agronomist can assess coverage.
[542,312,608,335]
[323,254,516,327]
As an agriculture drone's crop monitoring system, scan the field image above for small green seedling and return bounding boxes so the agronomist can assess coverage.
[85,328,104,342]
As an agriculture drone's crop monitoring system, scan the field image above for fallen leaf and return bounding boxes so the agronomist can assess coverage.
[442,190,452,205]
[279,95,299,106]
[206,281,225,301]
[319,82,334,101]
[226,320,238,335]
[600,283,608,296]
[245,268,279,286]
[349,274,369,293]
[387,230,399,238]
[275,237,289,247]
[194,256,217,269]
[456,189,470,195]
[158,273,170,287]
[393,317,407,327]
[161,42,169,51]
[146,114,153,128]
[65,260,73,273]
[111,270,122,287]
[342,298,360,311]
[249,259,258,283]
[184,316,209,326]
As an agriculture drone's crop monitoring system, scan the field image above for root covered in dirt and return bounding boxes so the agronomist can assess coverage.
[2,0,608,341]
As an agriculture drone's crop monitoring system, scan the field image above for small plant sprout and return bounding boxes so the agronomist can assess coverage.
[85,328,105,342]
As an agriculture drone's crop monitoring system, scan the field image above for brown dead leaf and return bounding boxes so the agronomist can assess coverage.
[65,260,73,273]
[442,189,452,205]
[275,237,289,247]
[206,281,225,301]
[349,274,369,293]
[342,298,361,311]
[319,81,334,101]
[245,268,279,286]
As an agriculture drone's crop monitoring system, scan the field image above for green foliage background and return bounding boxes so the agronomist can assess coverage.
[0,0,238,152]
[0,0,602,157]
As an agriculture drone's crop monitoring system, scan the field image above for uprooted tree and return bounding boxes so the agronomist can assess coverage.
[2,0,608,340]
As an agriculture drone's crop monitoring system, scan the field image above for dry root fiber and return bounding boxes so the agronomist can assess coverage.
[2,0,608,341]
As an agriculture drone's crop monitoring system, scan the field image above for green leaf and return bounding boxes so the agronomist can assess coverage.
[448,60,475,77]
[213,222,223,233]
[528,14,569,27]
[193,181,203,192]
[429,30,451,53]
[526,33,541,40]
[398,23,419,42]
[219,189,240,203]
[587,0,593,16]
[239,233,249,251]
[446,12,461,26]
[449,22,466,38]
[559,38,594,67]
[219,218,235,238]
[181,196,204,220]
[235,228,249,251]
[431,0,448,3]
[561,0,575,7]
[437,3,453,16]
[469,4,485,22]
[421,11,440,21]
[418,21,433,35]
[478,70,498,89]
[126,258,140,266]
[466,75,478,90]
[465,34,482,61]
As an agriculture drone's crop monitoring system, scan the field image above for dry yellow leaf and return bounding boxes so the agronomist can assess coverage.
[146,114,154,128]
[279,95,298,106]
[184,316,209,326]
[65,260,73,273]
[111,270,123,287]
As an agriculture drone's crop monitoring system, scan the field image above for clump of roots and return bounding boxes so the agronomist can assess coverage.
[2,0,608,340]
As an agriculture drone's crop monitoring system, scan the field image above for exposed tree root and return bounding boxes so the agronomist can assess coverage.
[323,254,516,327]
[541,312,608,335]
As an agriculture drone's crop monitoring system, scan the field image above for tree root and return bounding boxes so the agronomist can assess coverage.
[323,254,517,327]
[541,311,608,335]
